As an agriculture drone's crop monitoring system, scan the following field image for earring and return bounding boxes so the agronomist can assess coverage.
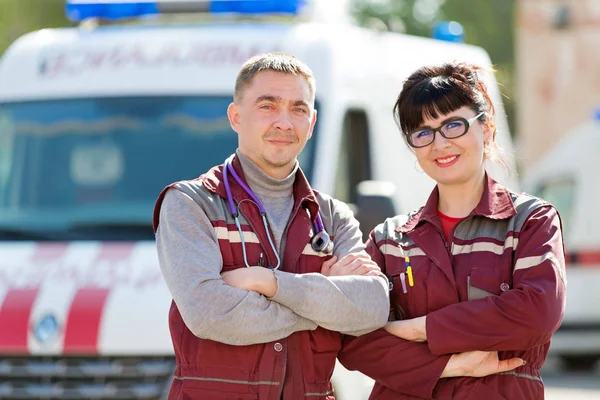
[414,159,424,173]
[484,141,492,156]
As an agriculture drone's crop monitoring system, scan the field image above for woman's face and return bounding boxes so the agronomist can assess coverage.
[412,106,492,187]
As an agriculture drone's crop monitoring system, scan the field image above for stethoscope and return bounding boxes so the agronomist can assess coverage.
[222,155,334,270]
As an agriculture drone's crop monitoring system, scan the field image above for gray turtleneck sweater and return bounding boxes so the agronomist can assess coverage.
[156,150,389,345]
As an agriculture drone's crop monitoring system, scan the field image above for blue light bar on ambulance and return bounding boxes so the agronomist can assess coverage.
[65,0,308,22]
[432,21,465,43]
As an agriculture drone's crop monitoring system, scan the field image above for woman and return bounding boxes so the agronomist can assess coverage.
[338,62,566,399]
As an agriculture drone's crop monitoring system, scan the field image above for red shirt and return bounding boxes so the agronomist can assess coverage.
[437,210,463,241]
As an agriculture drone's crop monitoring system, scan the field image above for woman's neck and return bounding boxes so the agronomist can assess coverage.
[437,171,486,218]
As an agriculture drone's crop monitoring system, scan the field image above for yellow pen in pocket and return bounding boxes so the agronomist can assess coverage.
[405,256,414,287]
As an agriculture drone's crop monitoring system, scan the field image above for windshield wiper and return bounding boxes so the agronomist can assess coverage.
[0,227,56,241]
[66,222,155,239]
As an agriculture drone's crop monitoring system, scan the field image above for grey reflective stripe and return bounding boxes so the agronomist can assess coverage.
[498,371,544,383]
[511,193,550,235]
[173,181,230,222]
[372,214,410,244]
[454,193,549,243]
[305,389,335,396]
[173,376,280,386]
[379,244,425,258]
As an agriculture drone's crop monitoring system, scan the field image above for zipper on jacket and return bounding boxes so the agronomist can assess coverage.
[278,204,303,265]
[278,338,288,400]
[446,216,471,253]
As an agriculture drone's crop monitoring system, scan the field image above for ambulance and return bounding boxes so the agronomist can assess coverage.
[522,109,600,370]
[0,0,518,398]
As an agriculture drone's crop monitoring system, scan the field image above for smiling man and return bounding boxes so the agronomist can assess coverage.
[152,52,390,400]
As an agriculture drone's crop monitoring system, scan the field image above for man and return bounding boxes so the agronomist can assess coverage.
[153,52,390,399]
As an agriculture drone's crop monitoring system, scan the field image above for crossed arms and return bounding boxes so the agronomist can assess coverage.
[155,188,390,345]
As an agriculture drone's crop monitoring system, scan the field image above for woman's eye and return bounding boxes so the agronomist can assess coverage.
[446,121,463,130]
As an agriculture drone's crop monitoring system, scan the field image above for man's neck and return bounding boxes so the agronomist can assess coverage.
[236,150,297,198]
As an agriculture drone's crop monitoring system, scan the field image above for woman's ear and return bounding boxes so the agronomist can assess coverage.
[483,120,495,144]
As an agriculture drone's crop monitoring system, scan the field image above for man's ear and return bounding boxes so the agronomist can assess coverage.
[227,102,241,133]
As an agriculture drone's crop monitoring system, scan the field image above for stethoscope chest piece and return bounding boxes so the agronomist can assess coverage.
[311,230,334,254]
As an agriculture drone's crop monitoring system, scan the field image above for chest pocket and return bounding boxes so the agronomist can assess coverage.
[385,256,430,320]
[467,267,510,301]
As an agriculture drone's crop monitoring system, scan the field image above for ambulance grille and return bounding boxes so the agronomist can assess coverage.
[0,355,176,400]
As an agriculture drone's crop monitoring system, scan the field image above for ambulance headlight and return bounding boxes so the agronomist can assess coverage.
[432,21,465,43]
[65,0,309,22]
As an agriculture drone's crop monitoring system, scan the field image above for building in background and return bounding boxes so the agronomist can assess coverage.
[516,0,600,171]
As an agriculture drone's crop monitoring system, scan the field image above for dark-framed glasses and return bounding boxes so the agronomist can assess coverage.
[406,112,485,148]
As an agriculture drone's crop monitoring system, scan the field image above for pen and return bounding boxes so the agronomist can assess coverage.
[400,272,408,294]
[405,256,414,287]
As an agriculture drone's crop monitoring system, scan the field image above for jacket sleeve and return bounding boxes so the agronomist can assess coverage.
[337,234,451,399]
[426,206,567,355]
[270,199,390,335]
[156,188,318,346]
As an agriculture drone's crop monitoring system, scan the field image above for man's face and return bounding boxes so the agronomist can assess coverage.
[227,70,317,178]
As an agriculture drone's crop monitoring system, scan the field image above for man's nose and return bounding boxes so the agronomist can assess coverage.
[273,109,293,130]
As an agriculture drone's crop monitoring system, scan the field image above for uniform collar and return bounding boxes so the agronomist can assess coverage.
[397,173,516,233]
[202,153,320,214]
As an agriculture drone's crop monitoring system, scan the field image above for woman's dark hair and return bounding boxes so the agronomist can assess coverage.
[393,62,507,166]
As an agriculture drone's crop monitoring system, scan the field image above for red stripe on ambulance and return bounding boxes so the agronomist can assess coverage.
[0,288,39,352]
[63,288,110,354]
[96,242,135,261]
[30,242,68,262]
[566,250,600,267]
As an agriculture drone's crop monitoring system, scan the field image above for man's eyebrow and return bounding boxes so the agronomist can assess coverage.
[254,96,310,108]
[292,100,310,108]
[255,95,281,104]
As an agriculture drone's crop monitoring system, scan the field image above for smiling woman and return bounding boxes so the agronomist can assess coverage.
[338,61,567,400]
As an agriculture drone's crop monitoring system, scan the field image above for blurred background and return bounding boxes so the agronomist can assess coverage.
[1,0,599,399]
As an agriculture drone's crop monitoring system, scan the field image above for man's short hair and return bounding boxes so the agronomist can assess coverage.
[234,52,316,103]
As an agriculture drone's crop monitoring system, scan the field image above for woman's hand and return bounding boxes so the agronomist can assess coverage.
[221,266,277,297]
[321,253,381,277]
[442,350,526,378]
[383,316,427,342]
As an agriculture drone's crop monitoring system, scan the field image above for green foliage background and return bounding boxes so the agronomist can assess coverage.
[352,0,516,135]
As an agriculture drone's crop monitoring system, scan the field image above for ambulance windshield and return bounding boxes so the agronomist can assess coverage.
[0,96,317,240]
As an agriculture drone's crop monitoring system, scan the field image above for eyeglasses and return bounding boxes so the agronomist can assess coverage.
[405,112,485,148]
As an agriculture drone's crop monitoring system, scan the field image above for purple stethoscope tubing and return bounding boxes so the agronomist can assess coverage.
[222,156,333,269]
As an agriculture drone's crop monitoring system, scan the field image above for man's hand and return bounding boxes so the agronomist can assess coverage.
[221,266,278,297]
[321,253,381,277]
[383,316,427,342]
[441,350,526,378]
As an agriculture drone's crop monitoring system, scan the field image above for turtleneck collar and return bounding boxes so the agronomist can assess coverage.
[236,149,297,198]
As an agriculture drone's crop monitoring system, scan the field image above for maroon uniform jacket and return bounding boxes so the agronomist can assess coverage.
[339,175,566,399]
[153,156,388,400]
